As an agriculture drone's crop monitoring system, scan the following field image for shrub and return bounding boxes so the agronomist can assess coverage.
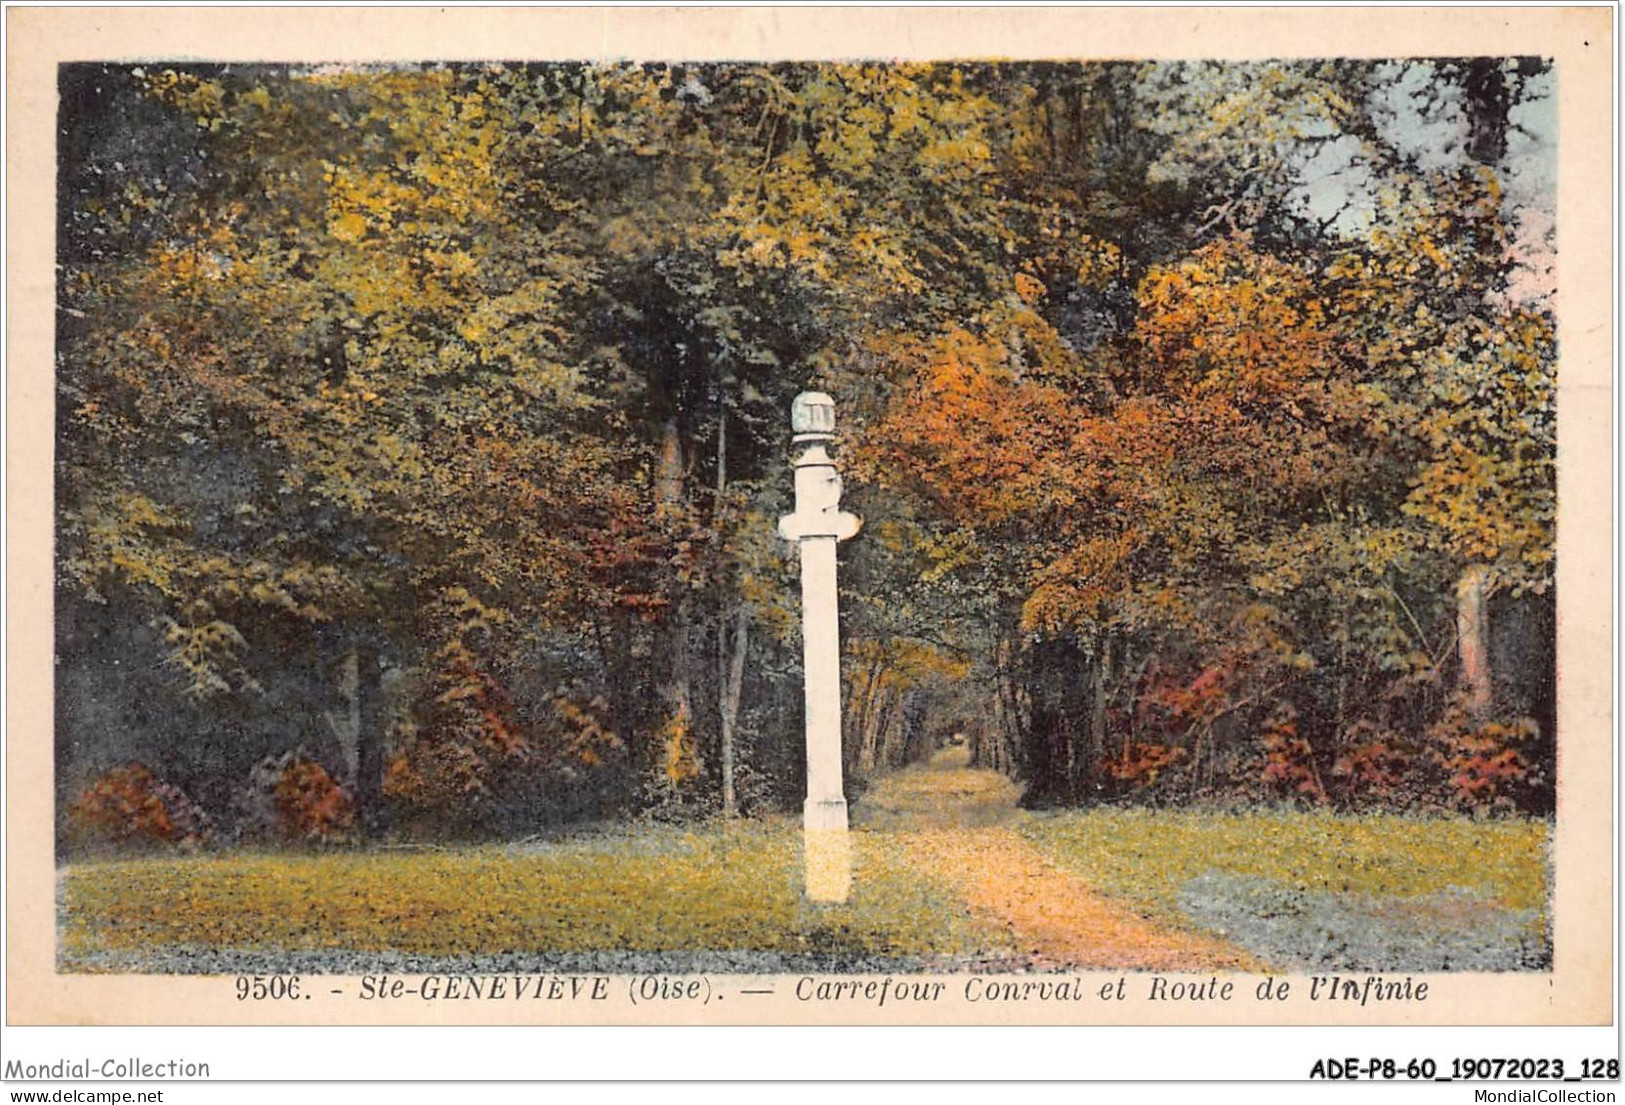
[384,647,530,824]
[65,763,213,851]
[1106,742,1186,790]
[238,751,354,843]
[1258,705,1325,802]
[1330,720,1417,807]
[1426,699,1543,813]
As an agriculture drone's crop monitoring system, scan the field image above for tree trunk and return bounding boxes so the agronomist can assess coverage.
[334,648,361,784]
[849,657,885,776]
[664,601,697,783]
[984,692,1010,774]
[856,685,883,775]
[1116,650,1149,789]
[1087,635,1111,799]
[657,418,696,782]
[718,607,748,816]
[712,393,744,815]
[900,692,930,763]
[1462,58,1510,165]
[1039,75,1057,157]
[1022,638,1064,806]
[1456,563,1493,715]
[994,635,1028,776]
[656,417,685,517]
[714,394,728,509]
[1060,641,1090,801]
[875,692,903,768]
[353,640,384,834]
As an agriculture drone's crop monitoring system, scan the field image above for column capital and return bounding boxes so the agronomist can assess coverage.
[778,511,862,542]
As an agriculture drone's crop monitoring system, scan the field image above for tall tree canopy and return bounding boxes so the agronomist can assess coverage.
[57,57,1557,846]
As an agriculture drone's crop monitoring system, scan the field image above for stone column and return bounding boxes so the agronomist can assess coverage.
[778,392,861,902]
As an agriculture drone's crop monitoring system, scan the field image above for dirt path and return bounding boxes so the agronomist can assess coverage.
[855,746,1259,971]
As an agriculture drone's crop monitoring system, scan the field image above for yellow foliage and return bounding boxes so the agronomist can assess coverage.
[660,702,701,785]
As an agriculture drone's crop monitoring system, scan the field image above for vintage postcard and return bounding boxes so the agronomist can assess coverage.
[5,6,1614,1040]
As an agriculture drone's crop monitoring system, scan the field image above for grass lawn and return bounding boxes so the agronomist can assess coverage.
[59,819,1018,973]
[59,801,1555,974]
[1018,808,1552,970]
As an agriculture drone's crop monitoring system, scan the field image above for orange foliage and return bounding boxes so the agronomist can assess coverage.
[1258,706,1324,801]
[1107,743,1186,788]
[660,702,702,786]
[547,689,624,768]
[1136,234,1335,407]
[238,751,354,843]
[1329,720,1414,805]
[868,323,1081,528]
[384,651,531,814]
[1426,704,1541,812]
[66,764,212,850]
[272,757,356,842]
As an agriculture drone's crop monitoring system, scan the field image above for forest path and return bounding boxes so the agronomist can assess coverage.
[855,746,1261,971]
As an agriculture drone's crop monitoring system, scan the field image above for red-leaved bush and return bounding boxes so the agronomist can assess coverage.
[1259,706,1325,802]
[1426,701,1542,812]
[65,763,212,851]
[384,654,529,819]
[274,757,355,841]
[239,751,354,843]
[1107,742,1185,788]
[1330,720,1415,806]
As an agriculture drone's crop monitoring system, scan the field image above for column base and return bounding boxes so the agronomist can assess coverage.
[803,825,852,904]
[803,797,849,832]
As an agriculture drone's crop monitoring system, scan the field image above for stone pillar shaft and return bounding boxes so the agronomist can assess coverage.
[779,392,861,902]
[799,533,847,831]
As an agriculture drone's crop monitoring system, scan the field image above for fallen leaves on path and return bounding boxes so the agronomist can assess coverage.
[903,825,1262,971]
[859,745,1263,971]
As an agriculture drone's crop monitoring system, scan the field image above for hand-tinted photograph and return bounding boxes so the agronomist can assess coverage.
[54,56,1557,979]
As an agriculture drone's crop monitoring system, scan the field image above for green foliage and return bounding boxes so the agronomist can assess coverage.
[57,57,1556,832]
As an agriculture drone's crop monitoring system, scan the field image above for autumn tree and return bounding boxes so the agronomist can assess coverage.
[57,57,1557,840]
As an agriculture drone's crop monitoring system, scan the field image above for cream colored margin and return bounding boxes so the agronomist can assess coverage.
[5,5,1613,1027]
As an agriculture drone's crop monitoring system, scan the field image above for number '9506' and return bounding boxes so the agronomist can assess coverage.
[235,975,301,1000]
